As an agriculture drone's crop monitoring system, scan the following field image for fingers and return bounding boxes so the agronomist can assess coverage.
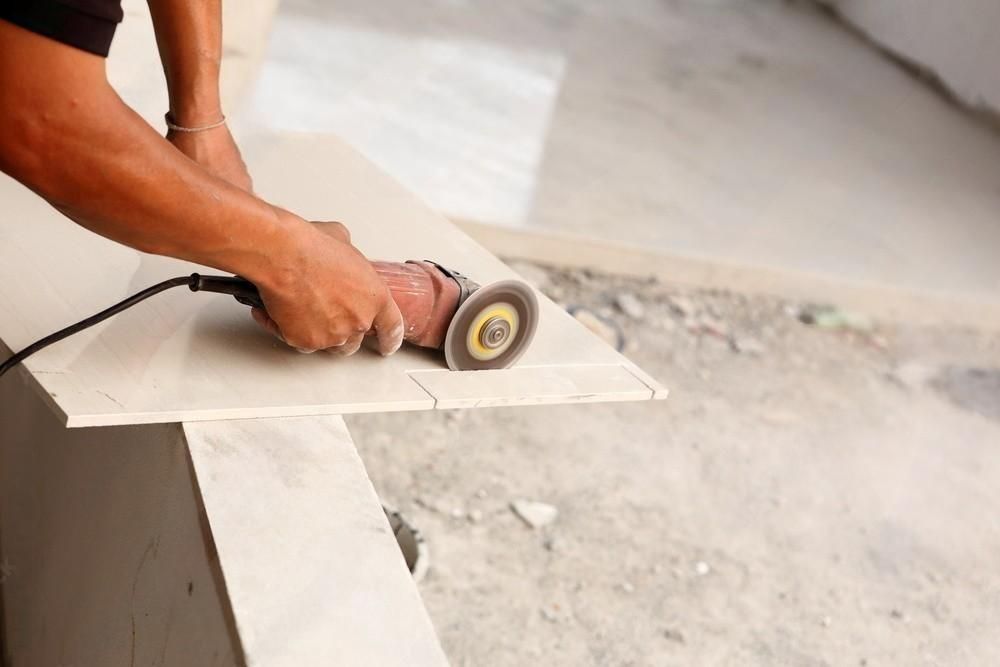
[251,307,283,340]
[313,221,351,244]
[326,332,365,357]
[371,294,405,356]
[252,308,376,357]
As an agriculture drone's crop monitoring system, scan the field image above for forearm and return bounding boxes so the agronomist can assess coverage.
[0,23,302,293]
[147,0,223,125]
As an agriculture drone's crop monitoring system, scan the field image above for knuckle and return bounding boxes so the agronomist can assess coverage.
[298,332,325,351]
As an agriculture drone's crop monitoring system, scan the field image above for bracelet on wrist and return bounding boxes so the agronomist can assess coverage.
[165,112,227,133]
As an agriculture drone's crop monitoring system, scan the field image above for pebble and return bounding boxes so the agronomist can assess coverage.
[475,489,488,500]
[511,499,559,529]
[540,606,559,623]
[620,581,635,593]
[662,628,686,643]
[615,292,646,319]
[821,616,832,628]
[731,336,764,355]
[415,496,452,515]
[667,295,696,317]
[694,561,711,576]
[890,608,905,620]
[467,509,484,523]
[799,305,872,332]
[450,507,466,520]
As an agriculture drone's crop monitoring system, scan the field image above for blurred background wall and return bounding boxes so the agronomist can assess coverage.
[822,0,1000,113]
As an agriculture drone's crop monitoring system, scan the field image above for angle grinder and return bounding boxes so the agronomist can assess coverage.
[0,260,539,378]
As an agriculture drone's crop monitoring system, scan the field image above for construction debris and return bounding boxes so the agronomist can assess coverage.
[511,500,559,529]
[798,305,872,332]
[615,292,646,319]
[730,336,765,355]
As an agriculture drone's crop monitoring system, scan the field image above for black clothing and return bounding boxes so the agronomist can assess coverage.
[0,0,123,56]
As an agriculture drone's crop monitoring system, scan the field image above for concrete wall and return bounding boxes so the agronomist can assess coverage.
[823,0,1000,113]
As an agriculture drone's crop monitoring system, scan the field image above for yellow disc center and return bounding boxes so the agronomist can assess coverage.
[466,303,519,361]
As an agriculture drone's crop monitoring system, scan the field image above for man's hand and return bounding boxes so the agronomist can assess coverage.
[250,219,404,357]
[167,125,253,192]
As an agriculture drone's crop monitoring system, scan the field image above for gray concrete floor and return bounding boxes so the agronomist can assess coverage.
[243,0,1000,322]
[347,262,1000,666]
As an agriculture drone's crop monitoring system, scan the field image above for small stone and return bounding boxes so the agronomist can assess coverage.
[450,507,466,520]
[620,581,635,593]
[511,499,559,529]
[414,496,451,515]
[615,292,646,319]
[543,536,558,552]
[694,561,711,576]
[667,295,695,317]
[540,606,559,623]
[475,489,488,499]
[730,336,764,355]
[799,305,872,331]
[662,628,686,643]
[821,616,832,628]
[467,510,484,523]
[890,608,905,620]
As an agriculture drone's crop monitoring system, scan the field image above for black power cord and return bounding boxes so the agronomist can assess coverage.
[0,273,263,379]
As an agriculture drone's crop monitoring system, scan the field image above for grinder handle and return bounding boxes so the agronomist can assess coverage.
[190,274,265,310]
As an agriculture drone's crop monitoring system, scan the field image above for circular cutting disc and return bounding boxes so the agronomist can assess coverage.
[444,280,539,371]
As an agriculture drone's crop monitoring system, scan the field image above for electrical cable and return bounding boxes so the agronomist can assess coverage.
[0,275,197,379]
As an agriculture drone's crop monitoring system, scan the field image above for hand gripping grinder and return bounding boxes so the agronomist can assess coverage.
[207,260,540,371]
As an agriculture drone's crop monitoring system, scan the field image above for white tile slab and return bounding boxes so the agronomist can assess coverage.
[0,132,665,427]
[185,416,448,666]
[408,364,656,410]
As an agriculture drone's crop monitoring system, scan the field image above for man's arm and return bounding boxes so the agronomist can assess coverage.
[0,19,403,355]
[147,0,252,191]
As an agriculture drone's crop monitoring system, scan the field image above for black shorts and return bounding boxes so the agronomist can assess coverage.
[0,0,123,57]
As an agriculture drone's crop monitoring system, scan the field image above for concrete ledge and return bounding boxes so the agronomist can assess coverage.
[456,220,1000,331]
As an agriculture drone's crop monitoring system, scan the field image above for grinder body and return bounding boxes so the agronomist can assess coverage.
[371,261,476,350]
